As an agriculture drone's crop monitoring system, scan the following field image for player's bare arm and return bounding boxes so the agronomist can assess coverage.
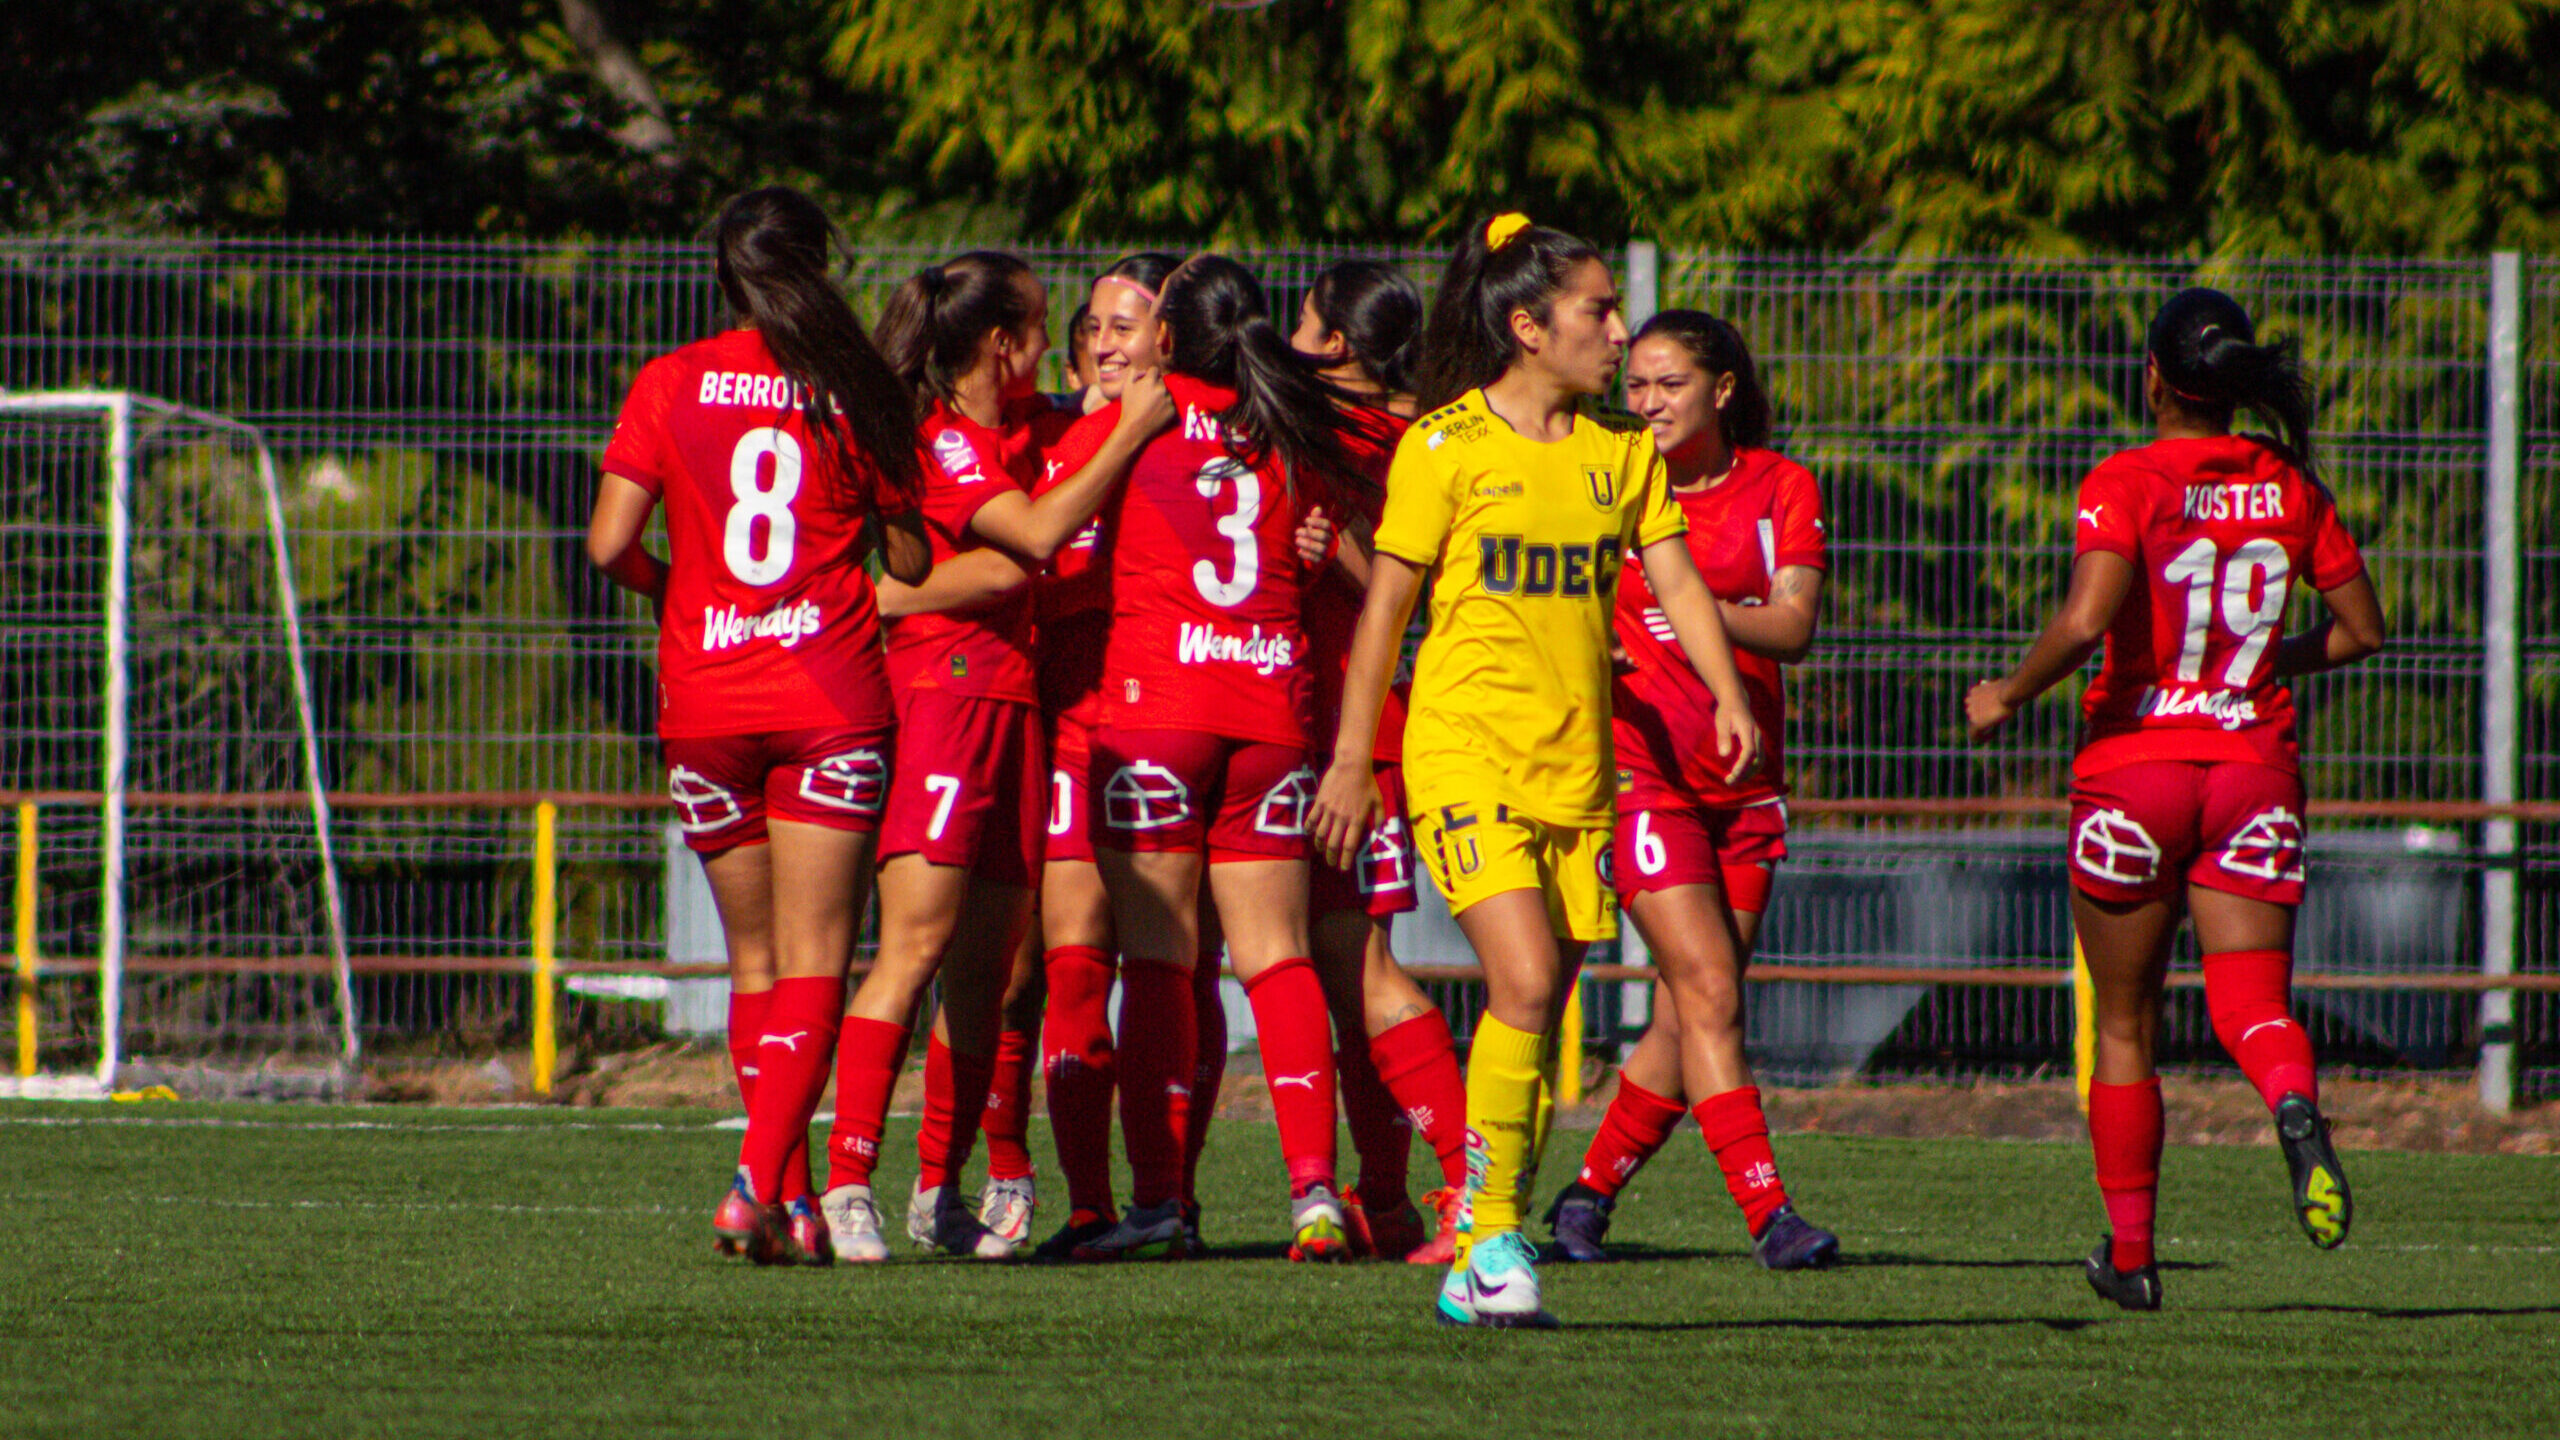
[1966,549,2135,740]
[584,471,668,603]
[969,366,1176,562]
[875,547,1031,619]
[1717,563,1824,664]
[1638,535,1763,783]
[2271,572,2388,678]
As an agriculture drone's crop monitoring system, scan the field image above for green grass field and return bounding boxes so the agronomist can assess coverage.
[2,1102,2554,1440]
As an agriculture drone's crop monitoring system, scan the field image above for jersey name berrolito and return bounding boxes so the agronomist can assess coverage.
[884,400,1038,704]
[2073,434,2365,776]
[600,328,907,739]
[1376,389,1686,827]
[1099,375,1320,748]
[1304,404,1411,764]
[1614,447,1827,810]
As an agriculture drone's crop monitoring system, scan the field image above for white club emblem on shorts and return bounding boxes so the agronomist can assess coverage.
[668,765,745,834]
[800,748,888,815]
[1594,840,1617,890]
[1104,761,1191,831]
[2073,808,2162,886]
[2219,806,2307,883]
[1360,818,1414,897]
[1254,767,1317,837]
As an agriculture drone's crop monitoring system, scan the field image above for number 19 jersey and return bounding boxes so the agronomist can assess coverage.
[2073,434,2365,777]
[602,328,910,739]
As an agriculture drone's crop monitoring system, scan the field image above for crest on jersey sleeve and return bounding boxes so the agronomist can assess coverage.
[2072,808,2161,886]
[2218,807,2307,883]
[1584,464,1618,510]
[800,748,889,814]
[1254,767,1317,836]
[931,427,985,483]
[668,766,745,835]
[1104,761,1192,831]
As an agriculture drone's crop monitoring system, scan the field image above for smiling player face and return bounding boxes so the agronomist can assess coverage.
[1088,277,1163,401]
[1623,334,1734,462]
[1517,258,1629,399]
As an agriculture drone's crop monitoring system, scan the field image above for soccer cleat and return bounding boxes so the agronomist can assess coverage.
[1289,1183,1352,1263]
[784,1194,835,1267]
[1751,1205,1841,1271]
[1069,1198,1189,1262]
[1435,1231,1560,1329]
[712,1172,761,1257]
[1181,1198,1207,1257]
[908,1183,1016,1260]
[2083,1238,2163,1311]
[979,1175,1037,1249]
[1032,1209,1118,1263]
[743,1201,805,1267]
[2275,1093,2352,1250]
[1346,1187,1427,1262]
[1542,1181,1614,1263]
[818,1183,891,1264]
[1407,1187,1463,1267]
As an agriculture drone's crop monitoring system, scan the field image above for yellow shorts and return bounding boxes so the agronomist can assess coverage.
[1410,797,1618,943]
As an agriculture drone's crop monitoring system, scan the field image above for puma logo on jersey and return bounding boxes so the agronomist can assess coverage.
[2183,482,2287,522]
[703,598,823,651]
[2078,506,2105,527]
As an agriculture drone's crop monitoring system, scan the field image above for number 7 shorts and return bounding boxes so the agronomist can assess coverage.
[662,723,894,855]
[878,691,1046,887]
[1410,795,1618,943]
[2067,759,2306,906]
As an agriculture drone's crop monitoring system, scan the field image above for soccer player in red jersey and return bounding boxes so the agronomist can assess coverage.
[1289,260,1474,1265]
[1968,288,2386,1309]
[584,187,930,1266]
[816,251,1174,1261]
[1073,254,1368,1263]
[1541,312,1839,1270]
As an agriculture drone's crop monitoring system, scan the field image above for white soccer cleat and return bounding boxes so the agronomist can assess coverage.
[1436,1231,1560,1328]
[979,1174,1037,1248]
[818,1183,891,1264]
[908,1182,1015,1260]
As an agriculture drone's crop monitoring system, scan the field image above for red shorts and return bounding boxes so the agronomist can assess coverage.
[2067,760,2306,905]
[879,692,1044,887]
[1088,727,1311,863]
[662,725,892,855]
[1040,707,1097,867]
[1611,800,1788,913]
[1312,764,1419,918]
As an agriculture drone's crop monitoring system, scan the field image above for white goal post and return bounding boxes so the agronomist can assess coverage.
[0,390,355,1086]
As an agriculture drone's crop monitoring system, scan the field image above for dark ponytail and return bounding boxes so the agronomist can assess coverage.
[1099,251,1183,295]
[1414,214,1605,411]
[711,187,921,503]
[1155,254,1362,503]
[1307,259,1425,398]
[2147,287,2317,474]
[873,250,1039,416]
[1632,309,1773,450]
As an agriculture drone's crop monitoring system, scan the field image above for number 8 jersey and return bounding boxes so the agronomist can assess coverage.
[602,329,912,738]
[1099,374,1320,747]
[2073,433,2365,777]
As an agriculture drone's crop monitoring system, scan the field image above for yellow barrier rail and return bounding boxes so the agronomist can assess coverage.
[530,799,558,1097]
[14,802,37,1078]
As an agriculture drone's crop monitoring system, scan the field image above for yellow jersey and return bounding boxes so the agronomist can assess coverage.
[1374,389,1686,827]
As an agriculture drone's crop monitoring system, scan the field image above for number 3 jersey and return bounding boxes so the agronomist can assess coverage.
[1099,374,1321,748]
[601,328,912,739]
[2072,434,2365,777]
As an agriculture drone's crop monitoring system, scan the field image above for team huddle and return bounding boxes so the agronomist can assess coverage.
[587,187,2384,1326]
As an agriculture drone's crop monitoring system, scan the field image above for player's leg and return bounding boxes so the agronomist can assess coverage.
[2073,888,2181,1309]
[1358,922,1471,1264]
[1180,881,1228,1250]
[1448,886,1582,1326]
[904,874,1033,1258]
[1549,988,1679,1262]
[695,838,779,1254]
[1036,852,1121,1257]
[1217,857,1345,1259]
[978,920,1045,1246]
[1315,908,1416,1257]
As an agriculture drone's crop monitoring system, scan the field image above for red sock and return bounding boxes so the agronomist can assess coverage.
[2089,1077,2164,1272]
[737,976,843,1205]
[916,1030,999,1191]
[1371,1009,1468,1191]
[2203,948,2317,1111]
[982,1027,1036,1182]
[822,1015,909,1193]
[1041,945,1118,1217]
[1116,957,1196,1208]
[1338,1037,1410,1206]
[1241,957,1337,1194]
[1183,950,1227,1207]
[1579,1074,1685,1199]
[1694,1085,1790,1237]
[729,989,813,1203]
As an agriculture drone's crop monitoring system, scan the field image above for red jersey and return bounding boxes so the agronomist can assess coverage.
[1031,407,1117,733]
[1304,404,1410,763]
[2073,434,2364,777]
[600,329,909,739]
[1100,375,1322,748]
[883,400,1037,703]
[1612,447,1827,810]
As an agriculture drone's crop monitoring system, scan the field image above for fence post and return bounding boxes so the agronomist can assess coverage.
[14,802,36,1077]
[531,799,559,1096]
[2480,253,2522,1115]
[1626,240,1660,332]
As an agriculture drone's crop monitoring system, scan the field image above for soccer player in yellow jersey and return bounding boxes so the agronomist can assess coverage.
[1311,214,1762,1327]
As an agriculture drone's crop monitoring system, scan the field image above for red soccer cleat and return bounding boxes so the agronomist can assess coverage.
[1406,1186,1463,1266]
[1348,1187,1428,1263]
[712,1173,760,1258]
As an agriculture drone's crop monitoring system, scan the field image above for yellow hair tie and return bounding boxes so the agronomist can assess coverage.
[1485,212,1532,251]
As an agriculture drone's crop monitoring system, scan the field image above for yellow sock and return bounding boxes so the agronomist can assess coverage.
[1528,1027,1562,1180]
[1461,1014,1550,1248]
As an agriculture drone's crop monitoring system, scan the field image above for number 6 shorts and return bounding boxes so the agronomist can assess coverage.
[878,691,1046,888]
[1410,795,1618,944]
[1610,799,1789,914]
[662,723,894,855]
[2066,759,2307,906]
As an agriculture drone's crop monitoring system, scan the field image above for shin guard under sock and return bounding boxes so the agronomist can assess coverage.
[1578,1074,1685,1199]
[1372,1009,1469,1191]
[1693,1085,1789,1236]
[738,976,844,1205]
[2089,1076,2165,1272]
[1241,958,1338,1194]
[822,1015,909,1194]
[1040,945,1118,1217]
[1116,957,1196,1208]
[2203,948,2318,1111]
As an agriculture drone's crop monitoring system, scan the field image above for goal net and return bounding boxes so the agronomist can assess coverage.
[1,392,353,1095]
